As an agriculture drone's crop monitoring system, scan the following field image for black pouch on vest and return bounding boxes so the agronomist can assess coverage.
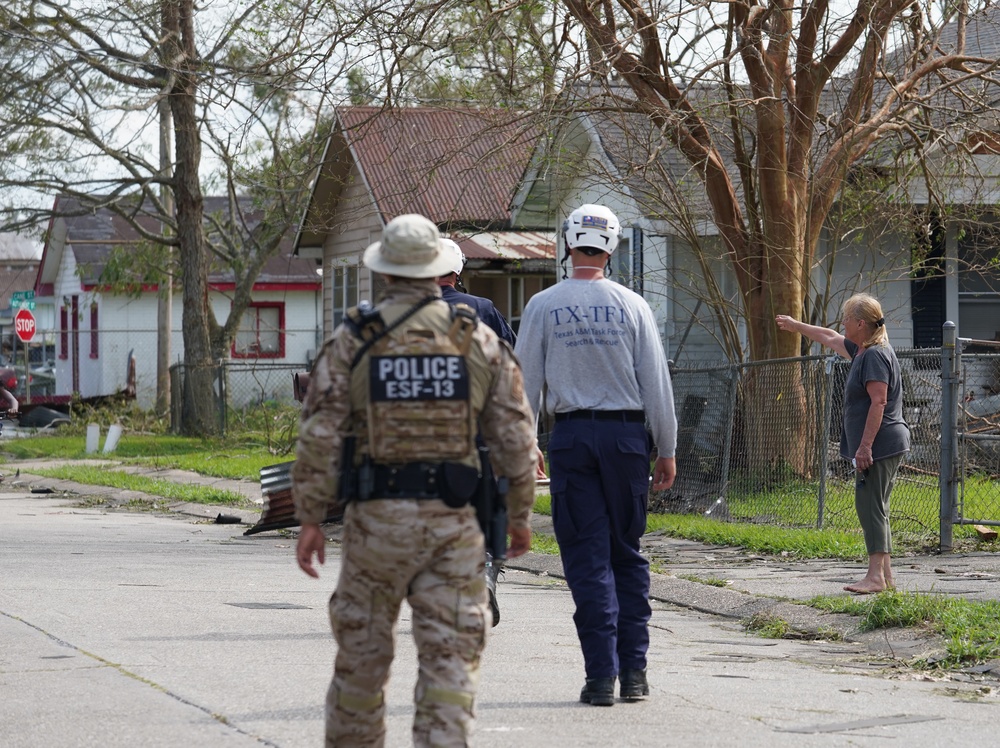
[440,463,480,508]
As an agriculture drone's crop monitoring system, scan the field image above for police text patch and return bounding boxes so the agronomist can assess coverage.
[370,355,470,401]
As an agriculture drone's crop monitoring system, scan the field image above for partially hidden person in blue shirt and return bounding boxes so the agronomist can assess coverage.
[437,239,516,346]
[437,238,522,628]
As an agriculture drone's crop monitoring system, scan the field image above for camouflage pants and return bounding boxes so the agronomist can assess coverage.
[326,499,489,747]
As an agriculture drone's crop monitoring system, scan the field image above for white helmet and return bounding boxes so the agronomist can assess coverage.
[440,238,467,276]
[563,204,620,254]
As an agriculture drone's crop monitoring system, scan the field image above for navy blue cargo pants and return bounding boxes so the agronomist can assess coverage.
[548,415,652,680]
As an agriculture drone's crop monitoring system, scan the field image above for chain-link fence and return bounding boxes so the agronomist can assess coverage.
[630,346,1000,543]
[4,325,320,413]
[158,338,1000,547]
[170,360,305,436]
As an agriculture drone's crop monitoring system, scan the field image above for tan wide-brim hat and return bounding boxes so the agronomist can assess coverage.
[363,214,455,279]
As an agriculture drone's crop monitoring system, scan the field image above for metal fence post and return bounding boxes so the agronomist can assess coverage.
[940,322,958,552]
[816,356,836,529]
[169,363,182,434]
[216,362,227,437]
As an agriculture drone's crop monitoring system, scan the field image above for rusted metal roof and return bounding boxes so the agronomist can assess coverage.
[339,107,538,226]
[450,231,555,263]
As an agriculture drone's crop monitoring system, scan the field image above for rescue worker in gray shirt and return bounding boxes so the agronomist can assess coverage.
[515,204,678,707]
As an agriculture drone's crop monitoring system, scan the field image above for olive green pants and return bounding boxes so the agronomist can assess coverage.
[854,454,904,554]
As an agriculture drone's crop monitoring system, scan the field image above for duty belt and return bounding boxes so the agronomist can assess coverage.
[555,409,645,423]
[363,462,446,501]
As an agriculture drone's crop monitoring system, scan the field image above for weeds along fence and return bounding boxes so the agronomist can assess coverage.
[170,360,306,437]
[641,347,1000,542]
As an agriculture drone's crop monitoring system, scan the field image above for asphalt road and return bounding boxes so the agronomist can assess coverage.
[3,489,998,747]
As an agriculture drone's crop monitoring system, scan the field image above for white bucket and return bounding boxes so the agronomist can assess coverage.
[86,424,100,454]
[103,424,123,453]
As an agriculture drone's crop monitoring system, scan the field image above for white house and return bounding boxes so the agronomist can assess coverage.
[35,196,323,410]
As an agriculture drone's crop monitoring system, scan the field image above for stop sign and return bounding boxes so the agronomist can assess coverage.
[14,307,36,342]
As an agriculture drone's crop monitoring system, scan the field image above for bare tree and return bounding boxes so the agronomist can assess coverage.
[0,0,352,434]
[549,0,1000,359]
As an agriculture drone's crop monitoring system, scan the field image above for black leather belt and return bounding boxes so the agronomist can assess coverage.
[555,409,645,423]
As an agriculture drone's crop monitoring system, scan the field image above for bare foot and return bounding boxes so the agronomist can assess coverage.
[844,579,886,594]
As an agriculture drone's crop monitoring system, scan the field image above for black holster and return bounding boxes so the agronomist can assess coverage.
[476,446,509,562]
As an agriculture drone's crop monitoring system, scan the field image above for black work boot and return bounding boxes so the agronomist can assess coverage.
[619,669,649,701]
[580,677,616,706]
[485,556,501,627]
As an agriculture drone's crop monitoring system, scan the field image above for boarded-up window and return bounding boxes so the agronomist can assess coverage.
[233,303,284,358]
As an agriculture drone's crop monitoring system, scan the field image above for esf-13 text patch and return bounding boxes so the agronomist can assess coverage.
[370,355,470,401]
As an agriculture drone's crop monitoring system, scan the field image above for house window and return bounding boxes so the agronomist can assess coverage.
[89,303,99,359]
[957,219,1000,344]
[611,235,630,286]
[59,305,68,360]
[611,227,643,293]
[958,220,1000,297]
[233,303,284,358]
[332,264,359,327]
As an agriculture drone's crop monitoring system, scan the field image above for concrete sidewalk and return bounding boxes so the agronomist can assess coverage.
[9,458,1000,669]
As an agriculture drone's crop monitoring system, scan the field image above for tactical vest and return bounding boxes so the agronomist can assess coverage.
[347,299,486,469]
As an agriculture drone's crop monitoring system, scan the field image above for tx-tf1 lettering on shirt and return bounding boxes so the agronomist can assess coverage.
[370,355,470,401]
[548,305,628,348]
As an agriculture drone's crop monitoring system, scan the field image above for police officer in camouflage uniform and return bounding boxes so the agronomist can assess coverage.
[293,213,538,747]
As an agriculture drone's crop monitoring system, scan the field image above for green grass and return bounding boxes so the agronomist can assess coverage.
[528,533,560,555]
[0,433,280,480]
[810,590,1000,667]
[3,430,991,559]
[724,471,995,542]
[677,574,730,587]
[649,512,867,559]
[745,612,791,639]
[26,465,252,507]
[535,492,867,560]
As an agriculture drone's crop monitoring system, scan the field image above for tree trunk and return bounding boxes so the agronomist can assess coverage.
[740,216,813,476]
[167,0,218,436]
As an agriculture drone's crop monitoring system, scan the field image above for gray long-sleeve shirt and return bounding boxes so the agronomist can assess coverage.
[514,278,677,458]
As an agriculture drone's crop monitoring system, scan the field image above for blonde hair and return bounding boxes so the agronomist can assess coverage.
[842,293,888,348]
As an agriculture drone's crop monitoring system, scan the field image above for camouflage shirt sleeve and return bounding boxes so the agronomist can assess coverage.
[478,338,538,530]
[291,326,359,525]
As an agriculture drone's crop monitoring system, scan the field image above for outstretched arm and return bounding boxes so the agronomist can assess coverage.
[0,386,18,415]
[775,315,849,359]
